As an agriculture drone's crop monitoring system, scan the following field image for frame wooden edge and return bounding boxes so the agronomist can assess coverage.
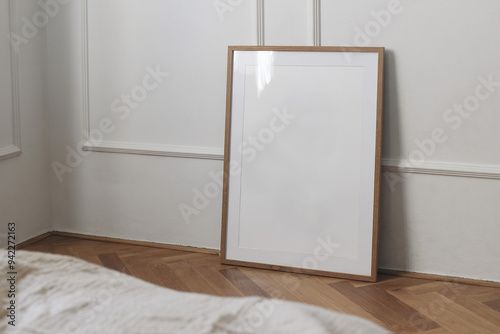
[220,46,385,283]
[370,47,385,282]
[225,46,385,53]
[220,46,236,261]
[221,258,376,282]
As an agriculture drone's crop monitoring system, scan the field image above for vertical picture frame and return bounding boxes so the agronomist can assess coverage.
[221,46,384,282]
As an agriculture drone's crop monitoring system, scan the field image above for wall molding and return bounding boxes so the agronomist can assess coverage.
[81,0,90,139]
[79,147,500,172]
[382,158,500,180]
[0,145,21,161]
[0,0,21,161]
[80,0,224,161]
[259,1,318,46]
[83,141,224,160]
[257,0,265,46]
[313,0,321,46]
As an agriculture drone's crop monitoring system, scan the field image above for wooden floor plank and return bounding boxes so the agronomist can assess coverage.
[389,290,500,333]
[167,260,218,295]
[359,285,439,332]
[277,275,385,327]
[98,253,132,275]
[483,298,500,312]
[452,296,500,328]
[417,328,454,334]
[192,265,245,297]
[219,268,270,298]
[239,267,303,302]
[330,281,410,330]
[141,261,191,292]
[276,276,345,312]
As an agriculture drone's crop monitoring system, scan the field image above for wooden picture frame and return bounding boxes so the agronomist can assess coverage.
[221,46,384,282]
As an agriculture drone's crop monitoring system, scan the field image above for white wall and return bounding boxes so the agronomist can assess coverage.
[0,0,52,244]
[45,0,500,282]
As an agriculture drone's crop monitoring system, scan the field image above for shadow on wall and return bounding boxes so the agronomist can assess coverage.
[378,49,410,272]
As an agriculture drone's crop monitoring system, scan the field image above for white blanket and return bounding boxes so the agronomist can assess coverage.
[0,251,387,333]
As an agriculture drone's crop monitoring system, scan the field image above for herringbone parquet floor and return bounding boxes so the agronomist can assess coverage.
[23,235,500,333]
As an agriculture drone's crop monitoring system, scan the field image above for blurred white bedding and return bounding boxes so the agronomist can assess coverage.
[0,251,387,333]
